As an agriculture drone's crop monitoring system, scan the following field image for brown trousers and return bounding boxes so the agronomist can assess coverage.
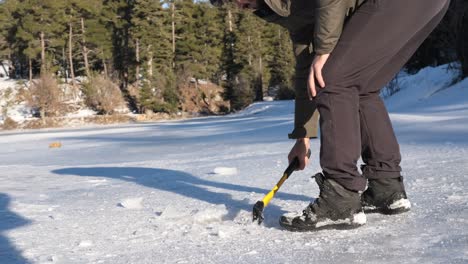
[316,0,450,191]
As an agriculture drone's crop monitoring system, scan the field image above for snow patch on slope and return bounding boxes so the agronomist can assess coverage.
[386,64,467,112]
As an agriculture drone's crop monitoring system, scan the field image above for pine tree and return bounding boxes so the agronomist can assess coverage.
[192,2,224,82]
[102,0,134,85]
[237,10,272,101]
[14,0,66,76]
[131,0,172,81]
[174,0,199,78]
[62,0,102,78]
[131,0,176,113]
[83,11,114,77]
[220,7,270,110]
[219,4,240,110]
[0,1,15,63]
[266,25,294,99]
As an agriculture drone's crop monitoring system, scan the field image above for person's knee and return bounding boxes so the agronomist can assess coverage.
[321,56,360,91]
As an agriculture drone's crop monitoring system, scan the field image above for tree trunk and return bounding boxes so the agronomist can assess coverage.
[103,57,108,78]
[258,34,265,98]
[40,31,46,75]
[68,22,76,86]
[247,35,252,66]
[259,54,263,70]
[171,2,176,69]
[278,29,282,49]
[40,108,46,124]
[228,10,233,32]
[81,17,91,77]
[62,46,68,83]
[147,45,153,78]
[29,58,33,83]
[257,55,263,100]
[226,8,235,112]
[135,38,140,87]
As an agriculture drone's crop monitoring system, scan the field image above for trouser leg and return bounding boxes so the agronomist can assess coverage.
[359,2,450,180]
[315,0,450,191]
[359,94,401,179]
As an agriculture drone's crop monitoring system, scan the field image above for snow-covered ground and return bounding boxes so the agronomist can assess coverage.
[0,65,467,263]
[0,79,31,123]
[0,78,97,125]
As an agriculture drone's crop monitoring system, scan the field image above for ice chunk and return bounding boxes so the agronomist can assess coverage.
[118,197,143,209]
[193,205,227,224]
[212,167,238,176]
[160,205,189,219]
[78,240,93,247]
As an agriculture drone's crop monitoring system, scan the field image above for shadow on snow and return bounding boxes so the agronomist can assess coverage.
[0,193,31,264]
[52,167,312,228]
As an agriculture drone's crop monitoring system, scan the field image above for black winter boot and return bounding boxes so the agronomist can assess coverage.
[279,173,366,232]
[362,177,411,214]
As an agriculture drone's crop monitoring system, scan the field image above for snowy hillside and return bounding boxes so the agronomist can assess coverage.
[0,64,467,263]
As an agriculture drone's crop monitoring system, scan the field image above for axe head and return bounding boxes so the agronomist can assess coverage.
[252,201,265,224]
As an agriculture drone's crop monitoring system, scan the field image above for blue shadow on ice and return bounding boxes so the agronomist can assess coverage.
[0,193,31,264]
[52,167,311,228]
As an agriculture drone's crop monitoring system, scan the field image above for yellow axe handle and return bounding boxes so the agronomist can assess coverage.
[261,173,289,207]
[261,149,311,207]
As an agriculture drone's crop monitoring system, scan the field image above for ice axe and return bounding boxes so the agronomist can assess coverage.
[252,149,311,224]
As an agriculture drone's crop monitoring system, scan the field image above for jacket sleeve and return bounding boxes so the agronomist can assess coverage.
[314,0,352,55]
[288,30,319,139]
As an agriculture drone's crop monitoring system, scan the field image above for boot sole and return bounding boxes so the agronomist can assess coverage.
[279,212,366,232]
[363,206,410,215]
[363,198,411,215]
[279,220,364,232]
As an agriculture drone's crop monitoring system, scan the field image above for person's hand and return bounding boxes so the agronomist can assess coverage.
[307,53,330,99]
[288,138,310,170]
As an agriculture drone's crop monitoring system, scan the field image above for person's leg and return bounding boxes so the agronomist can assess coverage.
[359,2,450,180]
[280,0,450,231]
[316,0,450,192]
[358,2,449,214]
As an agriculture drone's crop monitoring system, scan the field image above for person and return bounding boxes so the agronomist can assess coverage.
[211,0,450,231]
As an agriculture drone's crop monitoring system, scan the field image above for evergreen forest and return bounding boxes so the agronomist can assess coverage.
[0,0,466,117]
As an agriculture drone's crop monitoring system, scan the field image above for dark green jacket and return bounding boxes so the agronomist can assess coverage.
[254,0,365,138]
